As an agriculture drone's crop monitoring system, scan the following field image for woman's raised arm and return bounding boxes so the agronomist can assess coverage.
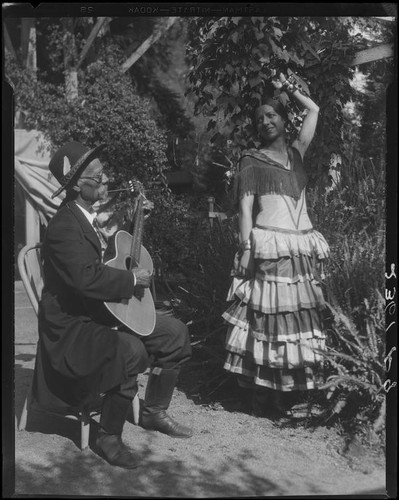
[272,73,319,158]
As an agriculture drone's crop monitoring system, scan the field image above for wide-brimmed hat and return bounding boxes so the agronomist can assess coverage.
[50,141,106,199]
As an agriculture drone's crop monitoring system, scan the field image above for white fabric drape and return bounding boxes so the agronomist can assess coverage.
[14,129,64,225]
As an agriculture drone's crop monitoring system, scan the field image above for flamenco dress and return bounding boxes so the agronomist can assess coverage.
[223,147,330,392]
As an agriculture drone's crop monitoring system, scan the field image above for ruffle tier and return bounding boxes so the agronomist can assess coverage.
[222,305,324,343]
[251,226,330,260]
[225,277,326,314]
[256,253,321,283]
[224,323,325,369]
[224,354,317,391]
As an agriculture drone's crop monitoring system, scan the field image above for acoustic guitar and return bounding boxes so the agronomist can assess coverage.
[104,180,156,336]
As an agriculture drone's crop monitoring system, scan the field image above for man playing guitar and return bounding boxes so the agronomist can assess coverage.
[34,141,193,469]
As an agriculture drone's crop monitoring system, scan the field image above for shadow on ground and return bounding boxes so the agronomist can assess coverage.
[15,439,283,497]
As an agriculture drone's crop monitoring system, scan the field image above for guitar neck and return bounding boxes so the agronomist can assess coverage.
[130,196,144,268]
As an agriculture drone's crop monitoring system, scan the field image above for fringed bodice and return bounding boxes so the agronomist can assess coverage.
[234,146,308,202]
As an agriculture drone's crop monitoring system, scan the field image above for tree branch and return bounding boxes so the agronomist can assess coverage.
[76,17,111,70]
[121,17,177,74]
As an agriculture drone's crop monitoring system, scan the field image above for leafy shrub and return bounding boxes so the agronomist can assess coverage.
[7,43,175,264]
[316,294,386,444]
[146,193,238,332]
[7,47,169,184]
[305,151,386,442]
[186,16,359,180]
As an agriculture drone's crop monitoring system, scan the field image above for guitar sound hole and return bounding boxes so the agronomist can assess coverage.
[125,257,138,270]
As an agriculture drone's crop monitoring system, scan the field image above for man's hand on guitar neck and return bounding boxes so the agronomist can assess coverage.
[132,268,152,299]
[143,199,154,220]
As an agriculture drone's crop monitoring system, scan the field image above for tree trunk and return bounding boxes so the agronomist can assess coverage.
[65,69,78,101]
[21,20,40,244]
[62,18,78,101]
[21,18,37,76]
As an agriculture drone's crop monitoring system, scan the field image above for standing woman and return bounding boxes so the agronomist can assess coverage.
[222,73,330,417]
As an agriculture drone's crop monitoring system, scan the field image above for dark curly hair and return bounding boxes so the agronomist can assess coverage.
[255,97,289,123]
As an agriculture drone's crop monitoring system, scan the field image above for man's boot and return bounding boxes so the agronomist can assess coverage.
[96,392,139,469]
[141,367,193,438]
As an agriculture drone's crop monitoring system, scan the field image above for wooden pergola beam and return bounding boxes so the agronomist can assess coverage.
[121,17,176,74]
[76,17,111,70]
[305,43,394,69]
[350,43,394,67]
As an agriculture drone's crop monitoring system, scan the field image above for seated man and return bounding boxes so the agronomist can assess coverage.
[34,141,192,469]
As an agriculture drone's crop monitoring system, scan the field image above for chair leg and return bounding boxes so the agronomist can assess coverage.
[132,393,140,425]
[18,395,29,431]
[80,411,91,451]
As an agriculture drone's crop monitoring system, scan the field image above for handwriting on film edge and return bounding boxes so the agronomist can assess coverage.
[384,263,397,393]
[80,6,265,16]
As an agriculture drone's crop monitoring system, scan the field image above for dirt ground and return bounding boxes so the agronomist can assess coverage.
[13,280,386,498]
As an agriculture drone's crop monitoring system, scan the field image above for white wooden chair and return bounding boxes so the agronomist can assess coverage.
[17,242,140,451]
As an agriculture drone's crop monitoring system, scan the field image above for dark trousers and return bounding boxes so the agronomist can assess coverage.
[114,313,192,399]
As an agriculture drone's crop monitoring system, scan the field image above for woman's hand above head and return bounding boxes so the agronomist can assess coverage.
[269,70,320,158]
[271,72,288,90]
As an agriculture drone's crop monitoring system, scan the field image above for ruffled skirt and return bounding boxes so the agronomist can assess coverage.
[222,226,329,392]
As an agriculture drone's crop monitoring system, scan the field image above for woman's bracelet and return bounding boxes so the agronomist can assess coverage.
[281,78,298,94]
[239,239,251,251]
[281,74,310,97]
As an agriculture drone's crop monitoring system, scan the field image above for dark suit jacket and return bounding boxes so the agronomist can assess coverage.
[34,201,136,410]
